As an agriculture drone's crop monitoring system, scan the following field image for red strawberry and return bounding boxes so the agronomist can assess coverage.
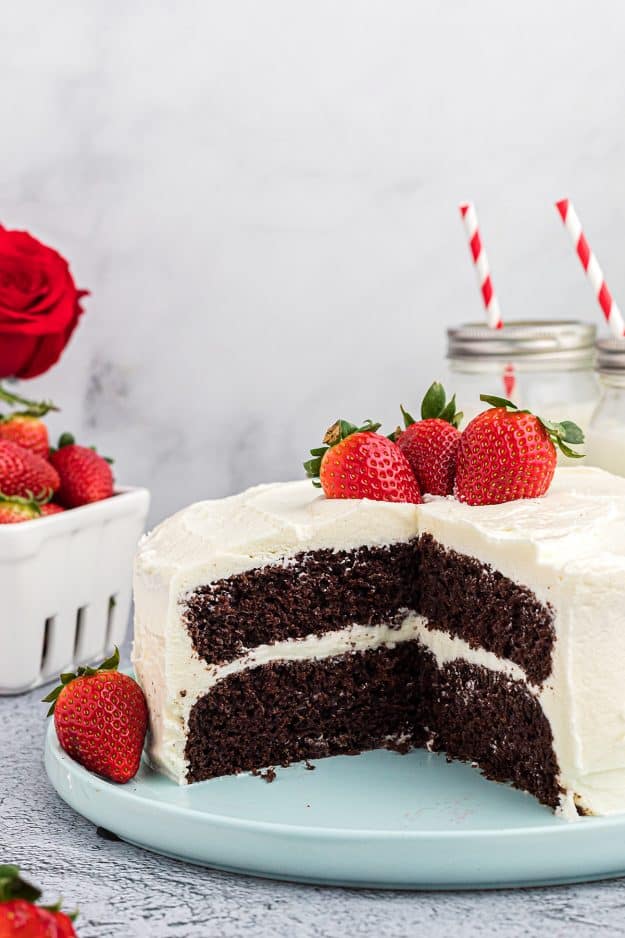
[0,443,59,501]
[305,419,421,503]
[0,899,46,935]
[43,647,148,784]
[45,909,77,937]
[0,494,42,524]
[0,415,50,459]
[455,394,584,506]
[395,383,462,496]
[49,434,114,508]
[0,904,77,937]
[0,386,58,458]
[40,502,65,516]
[0,866,77,937]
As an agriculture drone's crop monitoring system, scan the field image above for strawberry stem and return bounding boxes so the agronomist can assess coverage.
[304,419,382,487]
[42,646,120,716]
[400,382,463,432]
[479,394,585,459]
[0,384,59,419]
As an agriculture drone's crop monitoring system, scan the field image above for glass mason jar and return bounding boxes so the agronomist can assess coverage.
[446,321,599,436]
[585,340,625,477]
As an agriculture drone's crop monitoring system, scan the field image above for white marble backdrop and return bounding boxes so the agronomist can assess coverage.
[1,0,624,525]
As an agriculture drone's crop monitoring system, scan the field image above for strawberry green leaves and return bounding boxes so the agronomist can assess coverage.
[401,382,463,431]
[539,420,585,459]
[0,492,42,514]
[0,866,79,925]
[54,431,115,465]
[57,432,75,449]
[0,865,41,904]
[43,646,120,715]
[479,394,585,459]
[304,419,381,487]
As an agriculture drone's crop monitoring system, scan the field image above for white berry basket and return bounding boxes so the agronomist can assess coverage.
[0,486,150,695]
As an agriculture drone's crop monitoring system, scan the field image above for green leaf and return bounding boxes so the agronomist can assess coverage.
[540,419,562,437]
[0,865,41,904]
[57,432,75,449]
[421,382,446,420]
[439,394,460,426]
[305,417,383,487]
[40,901,79,922]
[401,382,463,430]
[303,456,323,478]
[400,404,416,429]
[42,682,65,716]
[0,492,42,515]
[338,419,358,440]
[537,416,585,458]
[479,394,518,411]
[42,685,63,703]
[359,419,381,434]
[557,420,585,445]
[557,440,586,459]
[99,647,120,671]
[42,647,120,714]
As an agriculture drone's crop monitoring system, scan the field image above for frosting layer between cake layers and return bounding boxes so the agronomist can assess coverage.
[133,467,625,818]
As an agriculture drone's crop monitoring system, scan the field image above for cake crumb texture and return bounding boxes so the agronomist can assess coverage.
[185,642,560,808]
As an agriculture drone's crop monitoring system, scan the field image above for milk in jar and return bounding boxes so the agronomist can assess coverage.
[585,339,625,476]
[446,321,599,439]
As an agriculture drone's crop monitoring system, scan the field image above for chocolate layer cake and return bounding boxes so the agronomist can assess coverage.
[133,466,625,818]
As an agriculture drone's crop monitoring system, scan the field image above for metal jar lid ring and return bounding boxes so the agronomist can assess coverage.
[596,338,625,373]
[447,320,596,362]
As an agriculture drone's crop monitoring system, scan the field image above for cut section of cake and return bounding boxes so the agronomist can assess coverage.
[132,466,625,818]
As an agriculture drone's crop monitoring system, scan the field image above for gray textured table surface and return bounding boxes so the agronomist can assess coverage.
[3,667,625,938]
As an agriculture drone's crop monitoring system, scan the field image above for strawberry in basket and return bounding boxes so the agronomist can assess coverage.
[50,434,114,508]
[0,384,58,458]
[0,385,116,522]
[0,441,60,501]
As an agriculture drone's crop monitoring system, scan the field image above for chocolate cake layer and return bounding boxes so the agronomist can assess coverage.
[185,642,425,782]
[183,540,420,665]
[183,536,554,684]
[417,535,555,685]
[418,657,560,807]
[185,643,561,808]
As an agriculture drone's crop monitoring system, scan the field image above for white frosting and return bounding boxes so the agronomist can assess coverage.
[136,481,420,597]
[133,466,625,816]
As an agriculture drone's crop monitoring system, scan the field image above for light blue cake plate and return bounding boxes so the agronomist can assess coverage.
[45,722,625,889]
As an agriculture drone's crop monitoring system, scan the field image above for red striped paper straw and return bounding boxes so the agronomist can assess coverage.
[556,199,625,338]
[459,202,504,330]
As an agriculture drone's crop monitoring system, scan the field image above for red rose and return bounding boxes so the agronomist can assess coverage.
[0,226,88,379]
